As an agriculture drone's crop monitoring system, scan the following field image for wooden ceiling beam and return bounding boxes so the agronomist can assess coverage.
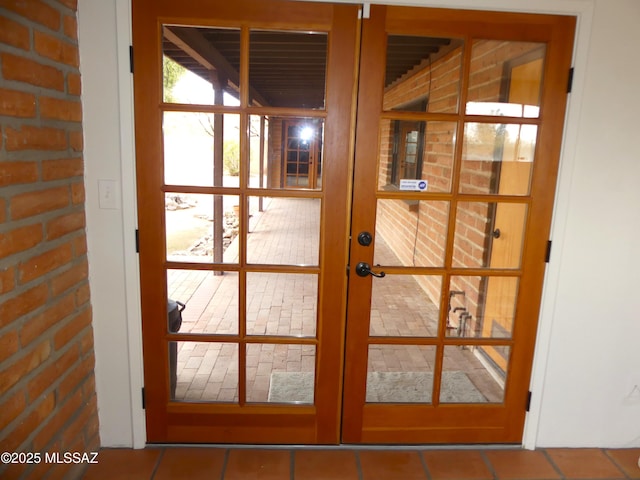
[163,26,269,106]
[163,26,216,70]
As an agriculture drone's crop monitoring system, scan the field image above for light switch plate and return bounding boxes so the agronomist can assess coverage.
[98,179,119,209]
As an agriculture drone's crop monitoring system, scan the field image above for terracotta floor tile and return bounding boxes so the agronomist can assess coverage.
[81,448,161,479]
[223,448,290,479]
[422,450,493,480]
[77,446,640,480]
[546,448,626,479]
[485,449,561,480]
[358,450,427,480]
[294,450,359,479]
[154,447,226,479]
[605,449,640,479]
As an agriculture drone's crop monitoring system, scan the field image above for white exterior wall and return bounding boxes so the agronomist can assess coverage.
[78,0,640,448]
[533,0,640,447]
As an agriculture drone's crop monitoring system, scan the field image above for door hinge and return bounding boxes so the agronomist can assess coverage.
[141,387,146,409]
[129,45,134,74]
[567,67,574,93]
[525,390,532,412]
[135,229,140,253]
[545,240,552,263]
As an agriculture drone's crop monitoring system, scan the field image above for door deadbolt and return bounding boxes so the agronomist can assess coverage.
[357,231,373,247]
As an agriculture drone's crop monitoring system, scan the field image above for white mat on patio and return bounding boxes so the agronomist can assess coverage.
[268,371,487,403]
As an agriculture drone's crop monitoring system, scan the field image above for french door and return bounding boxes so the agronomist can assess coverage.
[283,119,323,189]
[343,6,574,443]
[132,0,575,444]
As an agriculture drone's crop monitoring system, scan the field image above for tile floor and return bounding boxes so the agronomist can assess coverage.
[81,446,640,479]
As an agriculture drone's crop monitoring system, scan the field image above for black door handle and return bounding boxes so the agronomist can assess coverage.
[355,262,386,278]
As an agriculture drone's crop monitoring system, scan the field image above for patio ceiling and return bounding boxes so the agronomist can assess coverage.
[162,25,454,108]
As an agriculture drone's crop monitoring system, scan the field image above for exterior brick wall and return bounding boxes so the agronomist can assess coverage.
[259,39,538,339]
[0,1,98,478]
[376,40,540,336]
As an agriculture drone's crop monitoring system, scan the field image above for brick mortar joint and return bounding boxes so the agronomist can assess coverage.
[40,0,78,16]
[0,384,97,460]
[0,1,77,17]
[0,255,91,321]
[0,226,86,264]
[0,148,84,163]
[50,391,99,441]
[0,76,80,100]
[0,311,95,404]
[0,5,79,42]
[0,115,84,132]
[0,283,91,336]
[0,234,87,268]
[38,90,84,103]
[0,133,83,163]
[0,44,81,79]
[0,368,94,451]
[0,181,86,203]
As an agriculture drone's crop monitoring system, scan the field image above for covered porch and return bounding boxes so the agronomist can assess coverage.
[166,196,504,404]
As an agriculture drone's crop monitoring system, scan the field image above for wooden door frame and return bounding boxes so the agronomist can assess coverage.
[342,5,575,443]
[132,0,359,444]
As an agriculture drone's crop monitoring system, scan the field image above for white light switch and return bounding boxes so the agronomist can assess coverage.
[98,179,119,209]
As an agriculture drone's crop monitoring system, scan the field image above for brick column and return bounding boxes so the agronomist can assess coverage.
[0,0,99,478]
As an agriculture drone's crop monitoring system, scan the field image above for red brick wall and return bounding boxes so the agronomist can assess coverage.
[376,40,540,334]
[0,1,98,478]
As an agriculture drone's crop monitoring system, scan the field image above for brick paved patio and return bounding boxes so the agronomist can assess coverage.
[167,197,504,404]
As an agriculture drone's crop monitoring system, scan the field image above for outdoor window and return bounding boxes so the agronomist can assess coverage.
[389,98,428,188]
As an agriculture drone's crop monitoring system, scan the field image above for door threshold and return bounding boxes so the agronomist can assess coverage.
[146,443,523,451]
